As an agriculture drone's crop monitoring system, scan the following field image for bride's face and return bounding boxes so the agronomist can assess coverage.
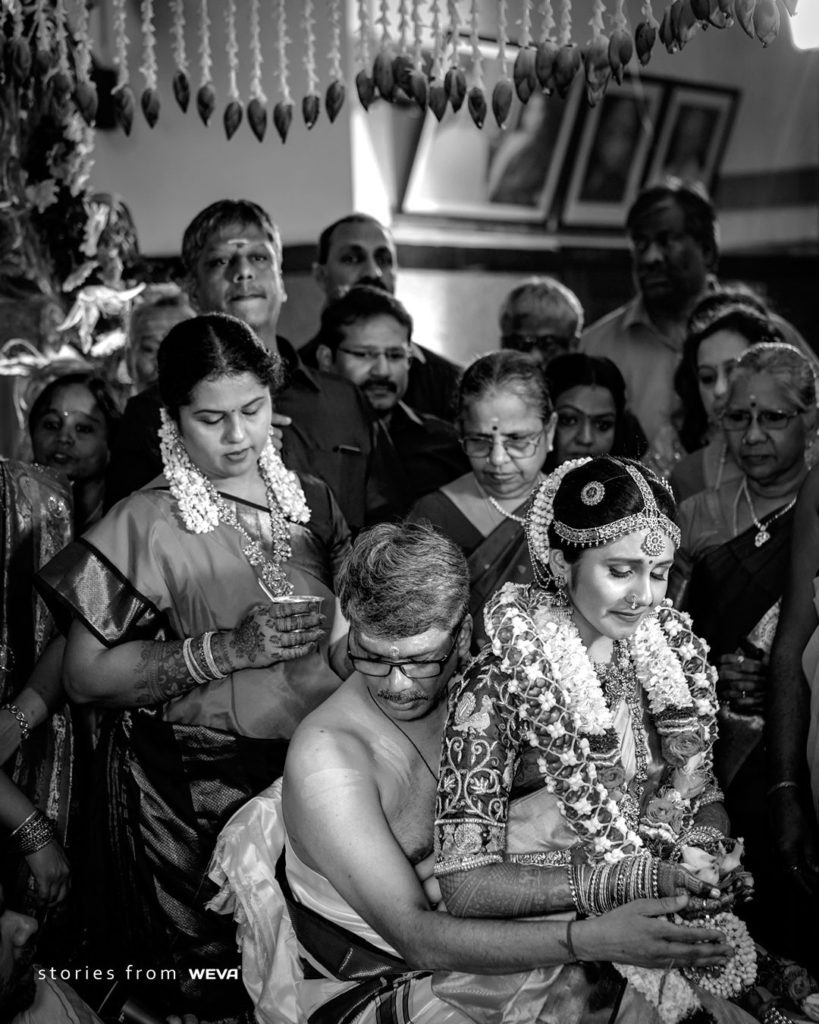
[551,531,675,649]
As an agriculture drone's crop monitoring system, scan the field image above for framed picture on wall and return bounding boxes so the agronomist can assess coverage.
[645,84,739,193]
[402,42,583,224]
[561,78,666,228]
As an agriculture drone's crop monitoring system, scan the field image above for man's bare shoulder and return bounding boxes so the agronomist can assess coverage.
[287,676,372,773]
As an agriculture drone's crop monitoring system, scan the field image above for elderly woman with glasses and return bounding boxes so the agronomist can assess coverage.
[407,351,555,651]
[670,340,818,964]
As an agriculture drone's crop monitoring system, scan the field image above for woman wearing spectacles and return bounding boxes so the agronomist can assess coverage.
[670,340,818,966]
[407,351,555,650]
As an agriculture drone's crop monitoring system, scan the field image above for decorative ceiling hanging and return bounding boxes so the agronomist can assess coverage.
[0,0,799,146]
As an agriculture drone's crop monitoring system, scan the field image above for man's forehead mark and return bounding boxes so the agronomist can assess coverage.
[389,644,400,658]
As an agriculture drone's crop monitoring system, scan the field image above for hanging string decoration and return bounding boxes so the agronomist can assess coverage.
[196,0,216,126]
[513,0,538,103]
[428,0,448,120]
[273,0,294,142]
[466,0,487,128]
[373,0,395,102]
[536,0,560,93]
[409,0,428,110]
[493,0,514,127]
[248,0,268,141]
[355,0,376,110]
[326,0,346,123]
[301,0,321,128]
[584,0,612,106]
[170,0,191,112]
[445,1,467,113]
[223,0,243,139]
[0,0,791,146]
[111,0,135,136]
[72,0,98,126]
[139,0,160,127]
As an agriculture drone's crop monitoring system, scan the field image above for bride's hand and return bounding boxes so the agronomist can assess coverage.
[573,895,732,969]
[656,861,721,900]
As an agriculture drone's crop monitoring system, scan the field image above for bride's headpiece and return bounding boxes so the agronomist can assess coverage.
[527,457,680,584]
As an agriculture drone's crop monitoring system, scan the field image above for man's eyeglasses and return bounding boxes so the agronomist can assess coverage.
[460,430,544,459]
[720,408,801,433]
[337,347,411,365]
[347,627,460,679]
[502,334,574,355]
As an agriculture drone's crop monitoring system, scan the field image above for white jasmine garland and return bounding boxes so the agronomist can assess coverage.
[485,583,733,1023]
[158,408,309,593]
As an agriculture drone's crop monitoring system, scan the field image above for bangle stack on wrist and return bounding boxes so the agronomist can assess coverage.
[182,632,227,686]
[569,854,658,915]
[10,810,55,856]
[1,703,30,742]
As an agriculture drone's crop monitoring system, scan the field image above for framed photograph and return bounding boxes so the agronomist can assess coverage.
[402,42,583,224]
[645,84,739,193]
[561,78,666,228]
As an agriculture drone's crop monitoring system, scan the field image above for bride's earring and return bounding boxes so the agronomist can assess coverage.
[553,573,569,607]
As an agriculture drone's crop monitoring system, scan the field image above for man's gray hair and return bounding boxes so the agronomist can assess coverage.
[338,523,469,639]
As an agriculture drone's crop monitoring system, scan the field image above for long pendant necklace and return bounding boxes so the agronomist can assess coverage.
[738,477,797,548]
[592,645,649,830]
[367,689,439,782]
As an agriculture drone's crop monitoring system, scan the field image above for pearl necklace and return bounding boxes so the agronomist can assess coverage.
[480,476,543,525]
[738,477,797,548]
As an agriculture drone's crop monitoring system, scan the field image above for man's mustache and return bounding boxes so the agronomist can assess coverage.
[363,378,398,394]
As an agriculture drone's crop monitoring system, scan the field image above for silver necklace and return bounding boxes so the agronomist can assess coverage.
[739,477,796,548]
[367,689,439,782]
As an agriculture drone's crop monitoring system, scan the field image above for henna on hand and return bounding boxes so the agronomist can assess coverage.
[134,640,197,705]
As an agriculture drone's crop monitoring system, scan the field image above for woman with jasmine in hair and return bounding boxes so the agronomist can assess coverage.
[34,313,350,1023]
[434,456,756,1024]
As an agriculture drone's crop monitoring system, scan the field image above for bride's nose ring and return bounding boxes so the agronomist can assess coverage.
[627,595,639,610]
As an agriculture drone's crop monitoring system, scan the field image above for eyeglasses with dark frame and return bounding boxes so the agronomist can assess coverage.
[720,408,801,433]
[460,430,545,459]
[347,625,462,679]
[502,333,575,355]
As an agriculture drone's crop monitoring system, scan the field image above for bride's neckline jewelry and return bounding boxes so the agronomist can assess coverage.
[736,476,796,547]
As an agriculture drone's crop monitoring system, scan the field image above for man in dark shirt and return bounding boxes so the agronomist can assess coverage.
[299,213,461,420]
[107,200,372,531]
[315,285,468,524]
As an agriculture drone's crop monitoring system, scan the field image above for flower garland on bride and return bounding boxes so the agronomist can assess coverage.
[158,408,309,596]
[481,583,756,1024]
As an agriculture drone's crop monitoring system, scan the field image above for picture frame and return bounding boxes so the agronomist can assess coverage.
[561,78,666,228]
[645,83,739,193]
[402,41,583,224]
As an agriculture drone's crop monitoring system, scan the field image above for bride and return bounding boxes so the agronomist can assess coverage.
[435,455,755,1024]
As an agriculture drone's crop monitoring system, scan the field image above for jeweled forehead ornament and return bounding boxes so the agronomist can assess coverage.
[553,462,681,557]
